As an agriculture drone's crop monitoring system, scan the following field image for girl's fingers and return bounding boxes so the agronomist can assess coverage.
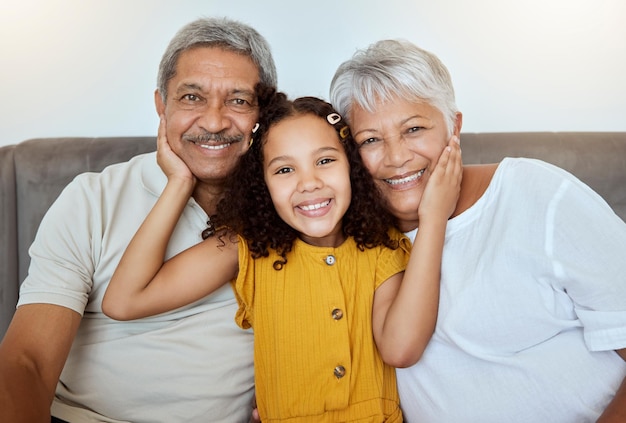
[444,136,462,179]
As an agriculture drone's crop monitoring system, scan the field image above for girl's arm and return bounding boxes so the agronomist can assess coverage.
[372,136,462,368]
[102,118,239,321]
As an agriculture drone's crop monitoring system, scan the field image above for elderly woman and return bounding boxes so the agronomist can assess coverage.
[330,39,626,422]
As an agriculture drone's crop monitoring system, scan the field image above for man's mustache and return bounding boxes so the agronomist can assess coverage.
[183,132,244,143]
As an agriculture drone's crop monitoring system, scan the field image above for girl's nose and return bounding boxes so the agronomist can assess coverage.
[297,168,323,192]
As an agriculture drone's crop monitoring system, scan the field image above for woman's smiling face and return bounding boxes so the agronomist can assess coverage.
[350,95,458,231]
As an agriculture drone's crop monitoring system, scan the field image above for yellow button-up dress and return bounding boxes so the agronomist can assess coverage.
[234,231,411,422]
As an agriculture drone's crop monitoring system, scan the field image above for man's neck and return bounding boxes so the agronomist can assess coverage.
[192,182,225,215]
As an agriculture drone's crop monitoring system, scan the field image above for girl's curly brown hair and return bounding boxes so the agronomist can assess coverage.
[213,85,398,270]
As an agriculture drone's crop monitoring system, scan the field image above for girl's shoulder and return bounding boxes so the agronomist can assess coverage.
[386,228,412,255]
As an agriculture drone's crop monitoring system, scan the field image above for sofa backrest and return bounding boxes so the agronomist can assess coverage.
[460,132,626,220]
[1,132,625,339]
[0,137,156,337]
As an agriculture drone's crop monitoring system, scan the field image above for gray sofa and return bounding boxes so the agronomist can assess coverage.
[1,133,625,339]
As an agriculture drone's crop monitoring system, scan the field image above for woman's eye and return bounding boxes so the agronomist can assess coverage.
[360,137,378,146]
[406,126,423,134]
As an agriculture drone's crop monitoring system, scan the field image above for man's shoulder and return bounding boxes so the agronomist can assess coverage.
[81,151,156,178]
[72,152,158,187]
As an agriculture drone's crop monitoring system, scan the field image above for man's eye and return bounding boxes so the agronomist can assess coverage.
[181,94,201,102]
[225,98,256,113]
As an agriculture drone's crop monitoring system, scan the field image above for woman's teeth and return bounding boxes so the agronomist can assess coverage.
[385,169,425,185]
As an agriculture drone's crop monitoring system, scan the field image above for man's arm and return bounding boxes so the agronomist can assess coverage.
[0,304,81,423]
[596,348,626,423]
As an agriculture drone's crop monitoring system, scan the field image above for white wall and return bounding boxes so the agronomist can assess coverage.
[1,0,625,147]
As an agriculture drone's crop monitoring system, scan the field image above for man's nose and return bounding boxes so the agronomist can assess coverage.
[197,101,231,133]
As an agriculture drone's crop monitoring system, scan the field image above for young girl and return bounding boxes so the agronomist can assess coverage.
[103,92,462,422]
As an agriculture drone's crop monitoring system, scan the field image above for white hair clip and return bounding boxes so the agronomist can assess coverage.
[252,123,260,133]
[326,113,341,125]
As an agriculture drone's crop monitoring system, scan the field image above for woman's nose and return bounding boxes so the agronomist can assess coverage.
[384,134,411,168]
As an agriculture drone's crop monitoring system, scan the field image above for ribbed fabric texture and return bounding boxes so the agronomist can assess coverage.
[233,231,411,422]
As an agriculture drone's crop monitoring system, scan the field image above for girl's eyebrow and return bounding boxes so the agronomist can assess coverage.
[266,146,341,168]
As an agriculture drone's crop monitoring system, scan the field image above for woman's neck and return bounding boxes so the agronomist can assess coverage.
[396,164,498,233]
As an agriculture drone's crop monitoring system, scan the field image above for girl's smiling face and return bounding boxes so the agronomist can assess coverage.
[263,113,351,247]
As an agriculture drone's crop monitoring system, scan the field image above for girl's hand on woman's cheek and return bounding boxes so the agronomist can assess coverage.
[419,135,462,221]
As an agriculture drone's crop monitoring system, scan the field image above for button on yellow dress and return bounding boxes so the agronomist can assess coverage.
[233,230,411,422]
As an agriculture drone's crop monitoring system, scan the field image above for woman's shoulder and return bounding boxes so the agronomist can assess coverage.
[494,157,580,188]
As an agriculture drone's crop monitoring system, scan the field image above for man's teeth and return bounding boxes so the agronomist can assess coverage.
[385,169,425,185]
[197,143,231,150]
[301,200,330,211]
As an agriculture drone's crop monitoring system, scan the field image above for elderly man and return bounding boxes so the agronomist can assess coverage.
[0,17,276,423]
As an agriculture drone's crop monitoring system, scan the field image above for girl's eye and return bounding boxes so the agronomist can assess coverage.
[275,167,293,175]
[318,158,335,166]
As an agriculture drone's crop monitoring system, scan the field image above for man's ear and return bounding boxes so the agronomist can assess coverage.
[453,112,463,137]
[155,89,165,116]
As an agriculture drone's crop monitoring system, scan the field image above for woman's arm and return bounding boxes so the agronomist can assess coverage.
[372,136,462,368]
[102,118,239,321]
[597,348,626,422]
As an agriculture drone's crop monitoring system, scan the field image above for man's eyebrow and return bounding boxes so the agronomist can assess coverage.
[175,83,203,95]
[230,88,256,97]
[174,85,255,97]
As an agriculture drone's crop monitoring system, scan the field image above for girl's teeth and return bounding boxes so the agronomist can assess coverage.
[301,200,330,211]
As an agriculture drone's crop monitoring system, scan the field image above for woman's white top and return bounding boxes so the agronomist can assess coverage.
[399,157,626,423]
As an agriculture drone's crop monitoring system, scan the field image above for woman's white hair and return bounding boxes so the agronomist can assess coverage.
[330,39,458,136]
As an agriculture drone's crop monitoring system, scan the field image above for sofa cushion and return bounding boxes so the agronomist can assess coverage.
[0,145,18,336]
